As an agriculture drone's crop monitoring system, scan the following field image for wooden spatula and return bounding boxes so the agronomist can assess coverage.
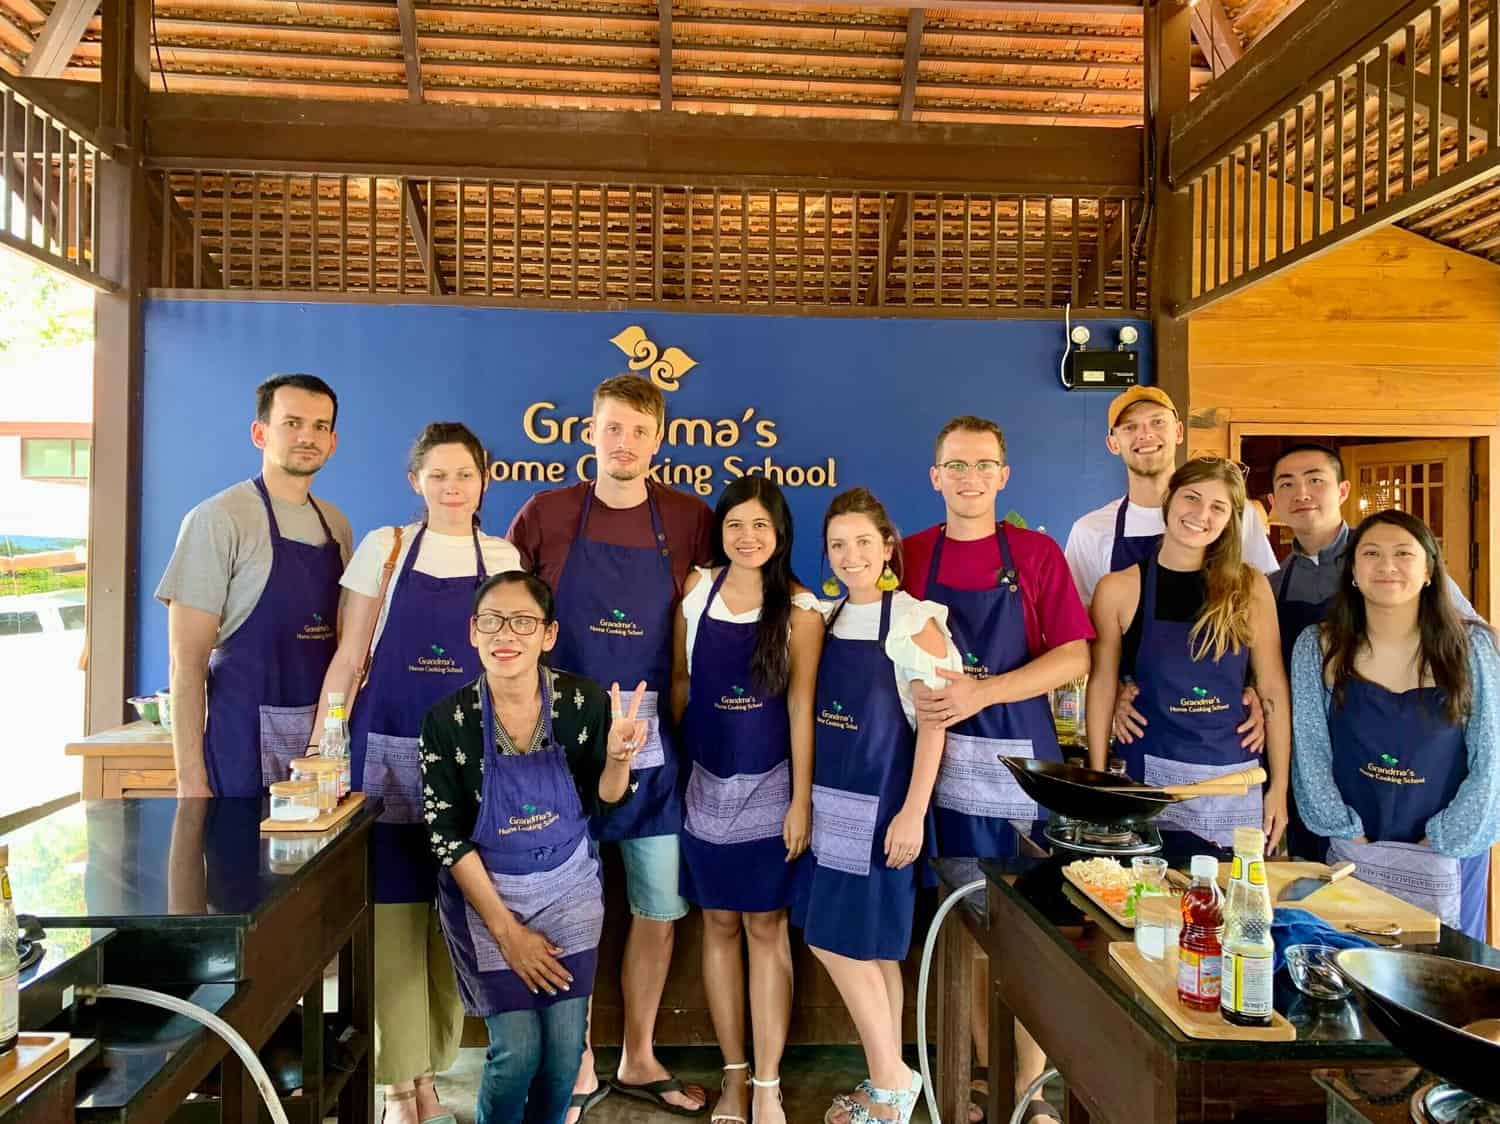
[1276,861,1358,903]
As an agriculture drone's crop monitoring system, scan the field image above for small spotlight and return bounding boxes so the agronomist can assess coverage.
[1069,324,1092,346]
[1118,325,1140,349]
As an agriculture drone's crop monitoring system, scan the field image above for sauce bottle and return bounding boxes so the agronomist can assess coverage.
[1177,854,1224,1012]
[1221,827,1275,1027]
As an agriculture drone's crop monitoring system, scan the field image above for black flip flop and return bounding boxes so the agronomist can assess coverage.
[609,1075,708,1116]
[567,1082,610,1119]
[1021,1098,1062,1122]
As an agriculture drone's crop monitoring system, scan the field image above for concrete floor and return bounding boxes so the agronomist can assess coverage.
[394,1046,951,1122]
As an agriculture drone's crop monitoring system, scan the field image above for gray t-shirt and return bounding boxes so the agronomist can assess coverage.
[155,479,354,647]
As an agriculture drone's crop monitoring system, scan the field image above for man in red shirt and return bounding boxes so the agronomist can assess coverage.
[903,414,1092,1123]
[508,375,712,1118]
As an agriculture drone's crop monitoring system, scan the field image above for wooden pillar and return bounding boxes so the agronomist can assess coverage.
[1145,0,1194,437]
[86,0,149,732]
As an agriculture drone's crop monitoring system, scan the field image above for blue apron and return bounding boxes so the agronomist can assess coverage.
[1276,566,1331,673]
[351,525,487,904]
[1125,555,1261,846]
[679,568,797,913]
[925,526,1061,859]
[204,476,342,797]
[1327,679,1489,940]
[1277,570,1332,861]
[1110,497,1162,573]
[794,593,919,961]
[435,672,605,1017]
[551,488,681,841]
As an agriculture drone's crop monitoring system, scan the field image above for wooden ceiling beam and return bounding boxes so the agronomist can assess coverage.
[1171,0,1423,185]
[22,0,99,77]
[1188,0,1242,79]
[401,178,447,294]
[145,92,1144,193]
[898,8,923,120]
[872,9,925,303]
[1370,59,1494,143]
[657,0,671,111]
[395,0,422,102]
[732,0,1142,12]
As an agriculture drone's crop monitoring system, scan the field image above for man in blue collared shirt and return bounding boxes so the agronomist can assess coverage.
[1271,443,1477,668]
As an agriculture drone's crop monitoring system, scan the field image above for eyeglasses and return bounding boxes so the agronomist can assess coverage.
[937,459,1005,478]
[474,612,544,636]
[1188,453,1251,480]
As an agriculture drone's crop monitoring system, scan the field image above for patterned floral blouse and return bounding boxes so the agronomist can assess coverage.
[418,667,629,870]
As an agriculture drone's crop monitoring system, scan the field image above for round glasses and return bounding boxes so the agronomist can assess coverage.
[474,611,544,636]
[937,459,1004,478]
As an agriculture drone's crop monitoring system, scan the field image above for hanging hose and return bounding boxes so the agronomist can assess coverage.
[915,878,1061,1124]
[76,983,290,1124]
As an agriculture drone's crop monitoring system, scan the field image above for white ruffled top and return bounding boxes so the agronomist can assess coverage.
[823,590,963,729]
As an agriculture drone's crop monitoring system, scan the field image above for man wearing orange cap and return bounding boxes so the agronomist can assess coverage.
[1064,386,1279,606]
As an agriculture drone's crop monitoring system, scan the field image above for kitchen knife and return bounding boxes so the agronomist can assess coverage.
[1276,861,1357,904]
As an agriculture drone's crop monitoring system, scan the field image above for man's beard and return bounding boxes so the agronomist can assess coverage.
[276,451,326,478]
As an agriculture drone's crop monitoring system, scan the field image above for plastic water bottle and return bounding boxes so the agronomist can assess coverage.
[1221,827,1275,1027]
[0,846,18,1055]
[321,692,351,798]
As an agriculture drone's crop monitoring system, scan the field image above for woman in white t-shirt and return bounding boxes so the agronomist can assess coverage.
[311,422,520,1124]
[794,488,959,1124]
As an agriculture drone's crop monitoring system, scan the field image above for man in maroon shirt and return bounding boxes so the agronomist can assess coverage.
[903,415,1092,1123]
[508,375,712,1119]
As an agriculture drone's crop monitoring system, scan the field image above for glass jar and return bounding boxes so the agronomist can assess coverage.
[290,758,340,813]
[268,780,320,823]
[268,833,328,874]
[1135,893,1182,967]
[1125,855,1169,920]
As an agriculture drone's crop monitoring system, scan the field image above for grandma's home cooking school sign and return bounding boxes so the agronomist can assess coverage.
[135,300,1149,692]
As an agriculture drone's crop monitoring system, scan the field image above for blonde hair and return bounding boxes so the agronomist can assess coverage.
[1165,456,1256,662]
[593,374,665,436]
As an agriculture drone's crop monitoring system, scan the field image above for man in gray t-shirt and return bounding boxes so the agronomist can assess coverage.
[155,374,352,797]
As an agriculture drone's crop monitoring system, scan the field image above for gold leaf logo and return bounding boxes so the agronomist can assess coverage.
[609,325,699,392]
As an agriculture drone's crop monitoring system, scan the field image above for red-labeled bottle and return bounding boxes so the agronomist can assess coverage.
[1177,854,1224,1012]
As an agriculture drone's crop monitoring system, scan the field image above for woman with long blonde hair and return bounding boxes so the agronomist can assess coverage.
[1086,456,1290,847]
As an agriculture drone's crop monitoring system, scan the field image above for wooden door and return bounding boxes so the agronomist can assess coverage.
[1340,439,1473,597]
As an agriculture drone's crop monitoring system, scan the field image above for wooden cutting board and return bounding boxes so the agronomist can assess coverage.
[0,1033,71,1099]
[1217,860,1440,938]
[1108,943,1295,1042]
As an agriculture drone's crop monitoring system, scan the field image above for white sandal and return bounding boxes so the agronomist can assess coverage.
[751,1074,783,1122]
[712,1062,751,1124]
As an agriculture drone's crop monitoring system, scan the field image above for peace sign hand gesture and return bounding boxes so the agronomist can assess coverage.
[607,680,649,763]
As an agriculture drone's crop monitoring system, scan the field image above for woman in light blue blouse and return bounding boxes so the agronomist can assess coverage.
[1290,509,1499,939]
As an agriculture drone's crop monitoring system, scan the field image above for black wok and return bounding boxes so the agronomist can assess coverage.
[1335,948,1500,1102]
[1000,757,1175,826]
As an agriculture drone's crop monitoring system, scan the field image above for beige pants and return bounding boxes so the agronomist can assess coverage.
[374,902,465,1086]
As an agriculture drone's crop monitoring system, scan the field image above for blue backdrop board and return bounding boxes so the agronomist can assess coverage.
[135,300,1152,694]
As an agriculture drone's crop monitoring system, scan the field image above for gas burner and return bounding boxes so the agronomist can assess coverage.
[1412,1083,1500,1124]
[1043,817,1162,857]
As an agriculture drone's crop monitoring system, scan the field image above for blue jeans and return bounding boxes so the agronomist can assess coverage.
[479,997,589,1124]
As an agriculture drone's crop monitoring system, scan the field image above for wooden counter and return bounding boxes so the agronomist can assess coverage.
[62,722,918,1046]
[64,723,175,800]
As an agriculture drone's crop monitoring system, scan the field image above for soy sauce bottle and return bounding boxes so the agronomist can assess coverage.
[1177,855,1224,1012]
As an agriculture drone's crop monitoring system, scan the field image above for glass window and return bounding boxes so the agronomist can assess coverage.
[22,440,74,478]
[0,612,43,636]
[20,438,90,480]
[58,605,86,630]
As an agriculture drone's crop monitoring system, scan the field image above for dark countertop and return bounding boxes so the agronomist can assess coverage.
[2,798,380,930]
[934,820,1500,1064]
[20,926,113,993]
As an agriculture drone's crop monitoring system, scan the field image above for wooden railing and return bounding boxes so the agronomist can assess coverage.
[146,168,1147,315]
[0,73,113,291]
[1175,0,1500,313]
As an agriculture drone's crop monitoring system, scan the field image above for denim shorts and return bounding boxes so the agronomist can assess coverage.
[618,833,689,922]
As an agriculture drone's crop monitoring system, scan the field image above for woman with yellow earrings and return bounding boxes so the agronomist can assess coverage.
[671,475,823,1124]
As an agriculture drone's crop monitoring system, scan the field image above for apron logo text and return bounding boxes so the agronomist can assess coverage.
[498,809,562,835]
[1361,762,1427,786]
